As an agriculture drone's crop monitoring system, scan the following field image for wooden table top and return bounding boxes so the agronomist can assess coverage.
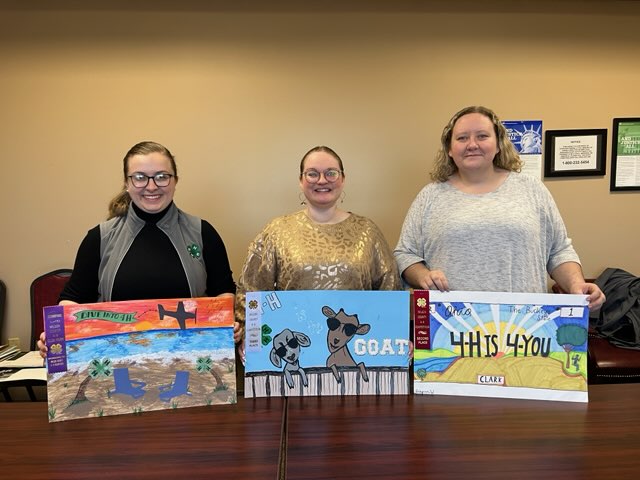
[284,383,640,479]
[3,384,640,479]
[1,397,285,480]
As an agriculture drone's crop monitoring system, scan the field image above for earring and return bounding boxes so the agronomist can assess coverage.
[340,191,346,204]
[298,192,307,205]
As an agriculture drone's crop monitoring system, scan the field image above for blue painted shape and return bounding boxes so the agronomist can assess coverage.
[109,367,146,399]
[158,371,192,402]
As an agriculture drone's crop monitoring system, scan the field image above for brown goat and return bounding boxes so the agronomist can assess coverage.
[323,305,370,383]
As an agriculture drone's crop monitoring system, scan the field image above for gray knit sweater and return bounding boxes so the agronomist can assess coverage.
[394,172,580,293]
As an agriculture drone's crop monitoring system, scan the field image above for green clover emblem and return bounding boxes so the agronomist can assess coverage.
[187,243,201,258]
[261,324,273,346]
[196,356,214,373]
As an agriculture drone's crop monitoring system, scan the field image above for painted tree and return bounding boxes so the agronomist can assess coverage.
[70,358,112,405]
[556,324,588,369]
[196,356,224,389]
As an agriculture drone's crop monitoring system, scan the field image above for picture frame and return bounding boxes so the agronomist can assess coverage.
[544,129,607,178]
[610,118,640,191]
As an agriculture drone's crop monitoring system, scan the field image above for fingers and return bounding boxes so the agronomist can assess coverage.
[585,285,606,311]
[422,270,450,291]
[573,283,606,311]
[37,331,48,359]
[233,322,245,344]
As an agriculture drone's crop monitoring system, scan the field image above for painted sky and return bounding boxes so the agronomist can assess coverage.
[61,297,233,340]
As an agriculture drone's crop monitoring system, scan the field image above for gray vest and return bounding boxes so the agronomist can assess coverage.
[97,203,207,301]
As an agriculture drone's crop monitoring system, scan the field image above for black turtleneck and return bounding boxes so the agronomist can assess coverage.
[59,202,235,303]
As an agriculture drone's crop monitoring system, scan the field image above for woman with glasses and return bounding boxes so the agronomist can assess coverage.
[38,141,236,356]
[234,146,401,356]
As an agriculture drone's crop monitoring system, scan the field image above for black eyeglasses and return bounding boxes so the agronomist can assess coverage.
[327,317,358,337]
[275,337,299,358]
[128,172,174,188]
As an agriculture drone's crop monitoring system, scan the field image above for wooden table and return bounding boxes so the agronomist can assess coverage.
[3,385,640,479]
[0,397,285,480]
[284,384,640,479]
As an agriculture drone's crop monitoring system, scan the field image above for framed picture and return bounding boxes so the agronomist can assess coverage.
[544,129,607,178]
[610,118,640,191]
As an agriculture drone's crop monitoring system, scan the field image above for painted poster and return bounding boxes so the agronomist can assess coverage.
[503,120,543,177]
[413,290,589,403]
[45,297,236,422]
[244,290,410,398]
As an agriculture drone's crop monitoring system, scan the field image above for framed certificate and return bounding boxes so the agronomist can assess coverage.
[610,118,640,191]
[544,129,607,178]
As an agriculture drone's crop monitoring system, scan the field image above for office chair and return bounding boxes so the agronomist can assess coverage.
[30,269,72,351]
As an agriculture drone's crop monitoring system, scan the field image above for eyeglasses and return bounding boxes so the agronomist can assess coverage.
[327,317,358,337]
[275,337,299,358]
[302,168,342,184]
[128,172,174,188]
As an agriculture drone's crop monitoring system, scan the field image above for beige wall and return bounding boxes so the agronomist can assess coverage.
[1,0,639,346]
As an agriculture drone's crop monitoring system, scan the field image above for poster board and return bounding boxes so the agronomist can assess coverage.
[413,290,589,403]
[45,297,236,422]
[244,290,410,398]
[503,120,543,178]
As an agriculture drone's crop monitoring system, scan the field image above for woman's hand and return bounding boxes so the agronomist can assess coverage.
[402,263,450,291]
[233,321,244,344]
[37,331,47,359]
[570,282,606,311]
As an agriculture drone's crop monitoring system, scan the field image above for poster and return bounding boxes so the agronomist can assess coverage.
[413,290,589,402]
[503,120,543,177]
[244,290,410,398]
[611,117,640,191]
[45,297,236,422]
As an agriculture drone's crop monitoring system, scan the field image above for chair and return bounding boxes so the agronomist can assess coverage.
[30,269,72,351]
[109,368,146,399]
[0,279,6,343]
[158,370,192,402]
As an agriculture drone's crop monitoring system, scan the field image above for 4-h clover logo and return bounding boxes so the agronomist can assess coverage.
[196,356,214,373]
[261,324,273,346]
[50,343,63,354]
[187,243,201,258]
[416,297,427,308]
[248,299,258,310]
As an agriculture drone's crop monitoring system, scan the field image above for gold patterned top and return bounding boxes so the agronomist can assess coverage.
[235,210,401,325]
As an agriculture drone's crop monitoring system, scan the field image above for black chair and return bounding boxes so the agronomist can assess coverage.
[30,269,72,351]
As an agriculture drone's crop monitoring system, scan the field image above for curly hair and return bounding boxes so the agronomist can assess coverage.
[430,106,523,182]
[107,141,178,219]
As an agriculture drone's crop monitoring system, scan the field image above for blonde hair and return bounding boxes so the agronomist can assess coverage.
[430,106,523,182]
[107,141,178,219]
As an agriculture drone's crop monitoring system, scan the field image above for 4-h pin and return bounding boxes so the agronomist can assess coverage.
[187,244,201,258]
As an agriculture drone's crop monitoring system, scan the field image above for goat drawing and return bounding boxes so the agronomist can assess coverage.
[323,305,370,383]
[269,328,311,388]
